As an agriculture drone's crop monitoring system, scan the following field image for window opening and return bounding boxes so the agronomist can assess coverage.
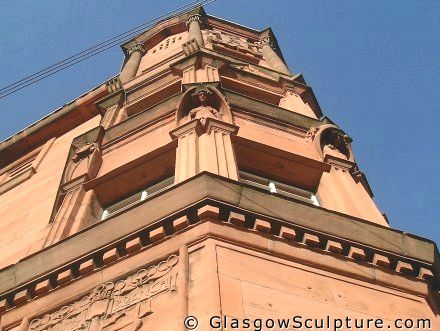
[239,171,319,206]
[101,176,174,220]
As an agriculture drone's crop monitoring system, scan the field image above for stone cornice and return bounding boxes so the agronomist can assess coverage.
[0,173,438,311]
[222,88,325,129]
[121,7,205,54]
[204,15,260,39]
[0,83,109,168]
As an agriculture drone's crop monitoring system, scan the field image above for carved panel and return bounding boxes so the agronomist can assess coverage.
[29,255,179,331]
[207,29,262,58]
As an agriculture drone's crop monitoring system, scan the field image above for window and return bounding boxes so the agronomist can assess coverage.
[239,171,319,206]
[101,176,175,220]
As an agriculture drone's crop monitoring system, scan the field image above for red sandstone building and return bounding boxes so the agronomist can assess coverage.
[0,7,438,331]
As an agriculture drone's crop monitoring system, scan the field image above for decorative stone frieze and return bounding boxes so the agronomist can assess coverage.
[207,30,263,61]
[231,63,277,81]
[28,255,179,331]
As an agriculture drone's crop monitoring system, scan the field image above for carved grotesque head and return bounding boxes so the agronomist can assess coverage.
[191,86,212,106]
[197,91,208,105]
[323,129,350,159]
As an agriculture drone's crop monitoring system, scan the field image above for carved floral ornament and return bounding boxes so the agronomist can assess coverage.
[29,255,179,331]
[306,124,353,161]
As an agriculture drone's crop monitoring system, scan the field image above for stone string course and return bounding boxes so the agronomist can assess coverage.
[0,202,434,312]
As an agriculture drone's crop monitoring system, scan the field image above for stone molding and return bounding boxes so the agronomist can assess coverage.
[169,119,204,139]
[0,195,436,313]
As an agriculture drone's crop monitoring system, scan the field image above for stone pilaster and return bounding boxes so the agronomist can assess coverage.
[171,120,204,183]
[170,118,239,183]
[185,14,204,47]
[318,155,389,227]
[261,36,291,75]
[200,119,239,180]
[120,43,145,83]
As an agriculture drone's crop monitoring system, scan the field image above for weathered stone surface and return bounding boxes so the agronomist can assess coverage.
[228,212,245,226]
[0,8,438,331]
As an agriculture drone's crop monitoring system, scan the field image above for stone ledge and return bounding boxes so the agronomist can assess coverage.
[0,207,436,314]
[0,173,438,310]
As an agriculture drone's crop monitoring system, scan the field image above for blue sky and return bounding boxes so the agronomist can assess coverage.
[0,1,439,245]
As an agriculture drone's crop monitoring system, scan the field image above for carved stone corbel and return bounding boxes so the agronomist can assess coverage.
[96,90,125,129]
[182,38,201,56]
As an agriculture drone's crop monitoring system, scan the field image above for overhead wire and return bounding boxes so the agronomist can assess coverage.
[0,0,215,99]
